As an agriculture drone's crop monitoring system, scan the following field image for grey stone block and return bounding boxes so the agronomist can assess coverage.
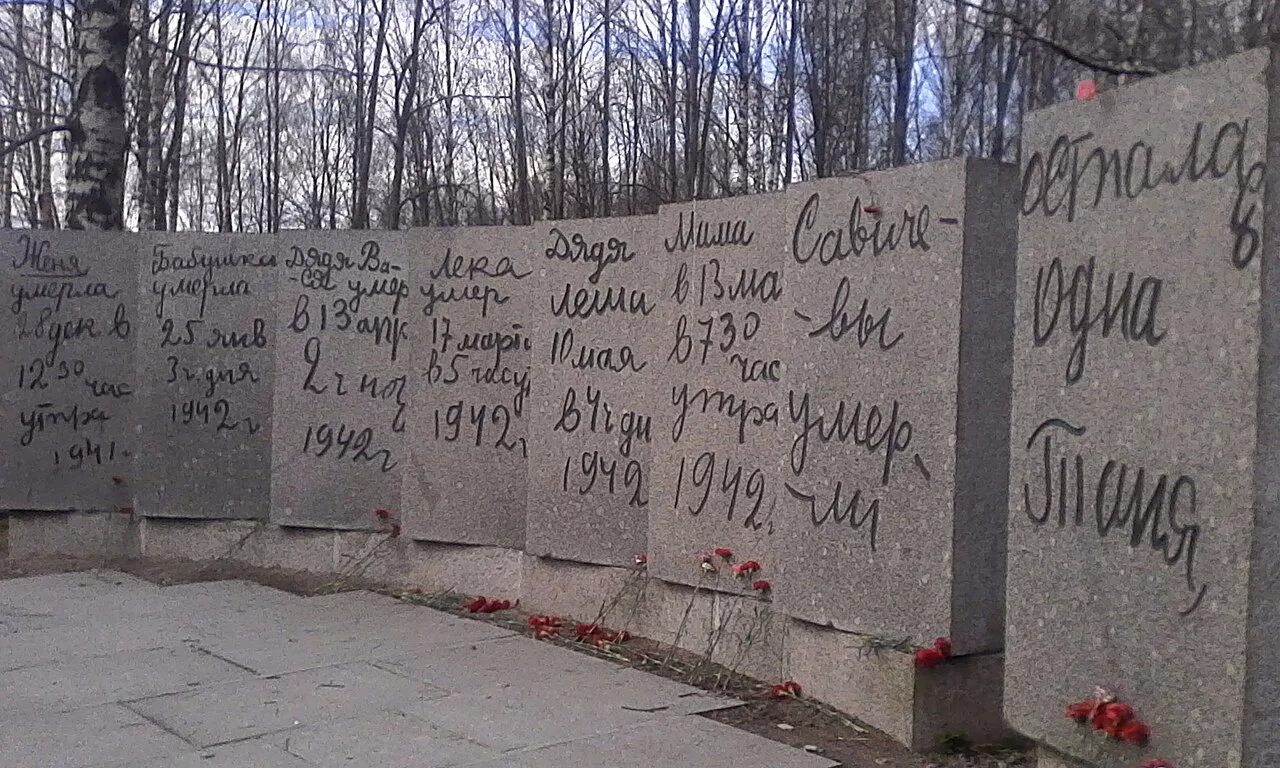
[645,195,788,595]
[5,509,138,559]
[270,231,412,530]
[332,532,523,595]
[1005,46,1276,768]
[125,661,449,748]
[404,226,531,548]
[775,157,1017,655]
[134,233,277,520]
[0,703,190,768]
[525,216,662,566]
[0,231,138,512]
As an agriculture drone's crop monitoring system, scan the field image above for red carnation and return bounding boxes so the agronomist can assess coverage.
[465,596,489,613]
[1064,700,1095,723]
[373,509,391,519]
[1118,720,1150,745]
[389,522,402,538]
[768,681,802,699]
[714,548,734,558]
[752,579,772,592]
[932,637,953,658]
[1142,761,1173,768]
[1093,702,1134,734]
[913,648,946,669]
[732,560,762,577]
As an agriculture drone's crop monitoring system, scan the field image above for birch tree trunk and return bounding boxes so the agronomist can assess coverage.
[65,0,133,230]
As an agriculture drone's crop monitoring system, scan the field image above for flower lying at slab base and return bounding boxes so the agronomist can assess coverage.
[528,615,562,640]
[767,681,802,699]
[731,560,762,577]
[1063,689,1152,746]
[574,623,630,647]
[373,508,391,520]
[465,596,513,613]
[913,637,954,669]
[752,579,771,592]
[714,547,734,559]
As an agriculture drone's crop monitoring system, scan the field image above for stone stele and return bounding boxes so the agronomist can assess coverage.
[0,230,138,512]
[270,231,412,530]
[775,157,1017,657]
[134,233,277,520]
[404,225,531,548]
[645,193,789,593]
[525,215,662,567]
[1005,46,1276,768]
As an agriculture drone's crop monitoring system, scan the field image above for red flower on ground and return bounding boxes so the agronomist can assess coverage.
[732,560,762,577]
[913,647,947,669]
[466,597,512,613]
[389,522,402,538]
[1076,80,1098,100]
[932,637,953,658]
[752,579,771,592]
[528,614,562,629]
[1141,760,1173,768]
[373,509,391,519]
[768,681,802,699]
[533,626,559,641]
[1093,702,1135,734]
[1064,700,1095,723]
[1118,720,1150,745]
[714,548,734,559]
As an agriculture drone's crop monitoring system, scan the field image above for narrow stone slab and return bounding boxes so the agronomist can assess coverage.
[466,716,837,768]
[126,661,449,748]
[123,741,312,768]
[0,644,252,716]
[776,158,1017,654]
[0,231,137,511]
[263,710,500,768]
[405,226,531,548]
[271,231,412,529]
[0,703,190,768]
[646,195,788,593]
[1005,48,1275,768]
[525,216,662,566]
[135,233,278,519]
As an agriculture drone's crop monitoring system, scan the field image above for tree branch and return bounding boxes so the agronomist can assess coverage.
[0,123,70,158]
[956,0,1159,78]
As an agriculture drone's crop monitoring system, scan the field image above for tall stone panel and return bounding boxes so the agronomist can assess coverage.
[1006,48,1277,768]
[0,231,137,511]
[404,226,531,548]
[646,195,787,589]
[270,231,412,529]
[526,216,661,566]
[776,158,1017,655]
[134,234,277,519]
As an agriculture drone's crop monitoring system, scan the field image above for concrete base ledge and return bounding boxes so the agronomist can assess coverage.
[6,511,1010,752]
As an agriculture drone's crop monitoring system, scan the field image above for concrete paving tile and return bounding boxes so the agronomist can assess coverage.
[376,635,739,715]
[0,601,60,633]
[0,571,162,616]
[461,717,839,768]
[112,740,315,768]
[0,703,190,768]
[0,644,253,716]
[197,608,516,675]
[125,661,450,748]
[0,616,203,672]
[263,709,500,768]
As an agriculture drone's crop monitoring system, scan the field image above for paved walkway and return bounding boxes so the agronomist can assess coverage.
[0,570,834,768]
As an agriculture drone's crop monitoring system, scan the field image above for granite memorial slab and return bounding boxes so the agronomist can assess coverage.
[646,195,788,590]
[270,231,412,529]
[135,234,277,519]
[0,231,137,511]
[404,226,531,548]
[525,216,662,566]
[1005,47,1275,768]
[775,158,1017,654]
